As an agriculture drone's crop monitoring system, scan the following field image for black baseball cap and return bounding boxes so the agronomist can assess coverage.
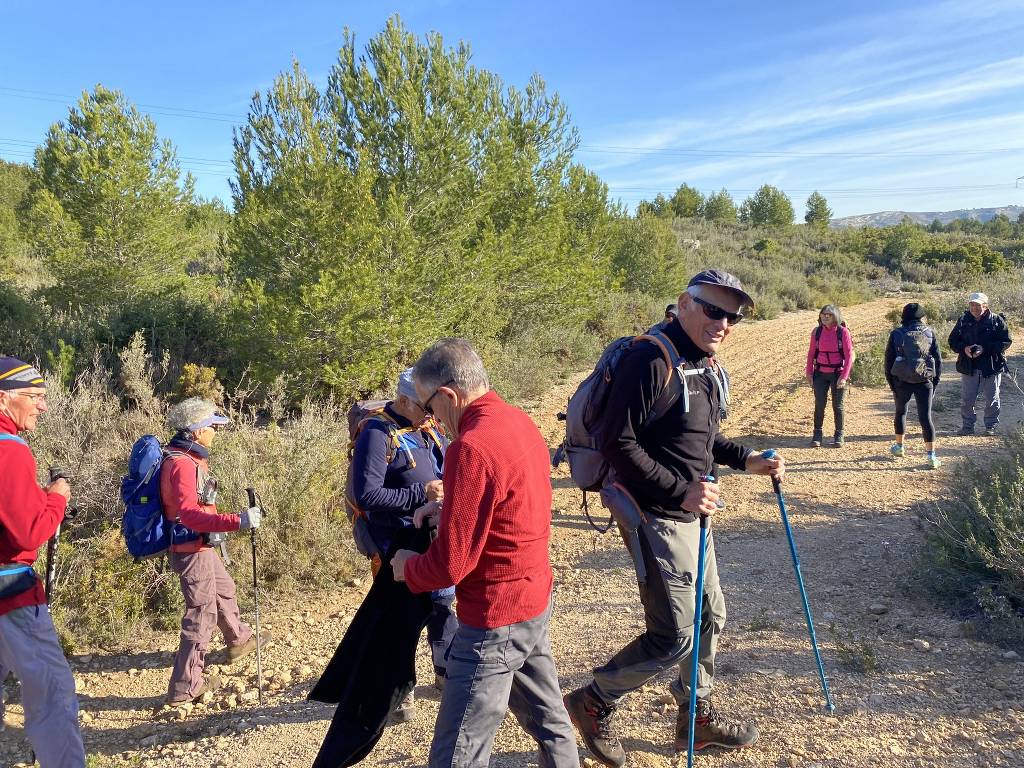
[687,269,754,310]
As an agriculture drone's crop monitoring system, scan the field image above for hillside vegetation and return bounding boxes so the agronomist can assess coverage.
[1,15,1023,648]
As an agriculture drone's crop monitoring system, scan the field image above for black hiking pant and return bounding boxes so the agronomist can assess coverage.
[892,381,935,442]
[812,370,846,436]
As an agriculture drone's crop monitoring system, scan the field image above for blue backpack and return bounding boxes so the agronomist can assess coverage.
[120,435,198,560]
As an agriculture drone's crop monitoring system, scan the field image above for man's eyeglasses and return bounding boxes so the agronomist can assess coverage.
[17,392,47,404]
[691,295,744,326]
[423,379,455,416]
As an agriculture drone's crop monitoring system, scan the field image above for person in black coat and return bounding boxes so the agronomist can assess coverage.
[947,291,1012,435]
[885,303,942,469]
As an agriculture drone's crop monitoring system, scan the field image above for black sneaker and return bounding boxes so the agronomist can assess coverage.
[832,434,845,448]
[985,426,997,436]
[674,699,758,752]
[564,685,626,767]
[958,426,974,436]
[810,430,823,448]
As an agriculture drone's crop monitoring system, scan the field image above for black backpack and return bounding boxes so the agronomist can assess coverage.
[890,327,935,383]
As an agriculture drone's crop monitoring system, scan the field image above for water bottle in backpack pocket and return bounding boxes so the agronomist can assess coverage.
[890,327,935,384]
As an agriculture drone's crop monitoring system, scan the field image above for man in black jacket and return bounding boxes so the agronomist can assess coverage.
[564,269,784,767]
[948,292,1013,435]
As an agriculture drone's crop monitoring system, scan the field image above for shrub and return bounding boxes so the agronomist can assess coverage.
[918,430,1024,643]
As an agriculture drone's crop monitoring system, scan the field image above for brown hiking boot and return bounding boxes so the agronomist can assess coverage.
[674,699,758,752]
[166,674,222,707]
[564,684,626,767]
[226,630,272,663]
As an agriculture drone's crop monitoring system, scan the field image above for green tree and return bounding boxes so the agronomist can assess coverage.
[804,191,832,230]
[669,183,703,218]
[229,17,610,394]
[741,184,794,228]
[701,188,737,223]
[0,160,37,285]
[28,86,201,311]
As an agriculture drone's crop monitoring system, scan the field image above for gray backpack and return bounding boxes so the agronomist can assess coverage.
[552,328,729,529]
[890,327,935,384]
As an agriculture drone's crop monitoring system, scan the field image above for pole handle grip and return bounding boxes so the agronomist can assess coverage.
[761,449,783,492]
[246,487,256,508]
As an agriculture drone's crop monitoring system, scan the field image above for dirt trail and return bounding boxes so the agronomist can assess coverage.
[4,298,1023,767]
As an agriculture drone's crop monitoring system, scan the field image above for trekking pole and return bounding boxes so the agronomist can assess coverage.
[246,487,265,706]
[761,450,835,714]
[44,466,78,604]
[686,475,714,768]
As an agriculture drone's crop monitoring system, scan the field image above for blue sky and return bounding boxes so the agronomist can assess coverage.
[2,0,1023,218]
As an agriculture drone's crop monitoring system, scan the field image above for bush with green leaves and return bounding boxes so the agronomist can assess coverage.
[919,430,1024,642]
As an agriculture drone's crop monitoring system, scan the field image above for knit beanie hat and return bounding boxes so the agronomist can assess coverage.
[902,303,926,323]
[0,356,46,390]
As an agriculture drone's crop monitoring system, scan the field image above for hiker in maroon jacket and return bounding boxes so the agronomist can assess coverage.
[0,356,85,767]
[161,397,269,706]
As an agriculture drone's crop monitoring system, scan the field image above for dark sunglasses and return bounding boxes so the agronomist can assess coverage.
[691,295,744,325]
[423,379,455,416]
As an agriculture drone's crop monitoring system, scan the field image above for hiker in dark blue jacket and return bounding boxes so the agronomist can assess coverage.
[885,303,943,469]
[348,369,456,722]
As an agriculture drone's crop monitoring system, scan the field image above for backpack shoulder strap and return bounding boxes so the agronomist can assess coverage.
[351,410,407,464]
[634,329,689,425]
[0,433,28,447]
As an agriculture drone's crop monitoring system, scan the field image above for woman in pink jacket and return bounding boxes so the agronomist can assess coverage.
[805,304,854,447]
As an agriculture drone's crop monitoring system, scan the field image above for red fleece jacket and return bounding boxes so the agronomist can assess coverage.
[159,450,240,537]
[0,413,67,616]
[404,391,554,629]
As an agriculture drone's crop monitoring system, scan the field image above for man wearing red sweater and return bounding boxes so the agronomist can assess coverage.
[0,356,85,767]
[392,338,579,768]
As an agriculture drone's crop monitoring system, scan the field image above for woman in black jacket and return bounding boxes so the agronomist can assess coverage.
[885,303,942,469]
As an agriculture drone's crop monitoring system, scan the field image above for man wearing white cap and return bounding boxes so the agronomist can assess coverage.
[948,292,1013,435]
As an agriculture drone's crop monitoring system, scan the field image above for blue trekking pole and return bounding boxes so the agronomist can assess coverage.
[761,450,835,713]
[686,476,714,768]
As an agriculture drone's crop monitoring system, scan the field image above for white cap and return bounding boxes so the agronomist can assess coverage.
[968,292,988,304]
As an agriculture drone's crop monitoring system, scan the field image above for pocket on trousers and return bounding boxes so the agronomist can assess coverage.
[448,625,509,669]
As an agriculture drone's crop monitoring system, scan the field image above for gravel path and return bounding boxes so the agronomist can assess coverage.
[4,298,1023,767]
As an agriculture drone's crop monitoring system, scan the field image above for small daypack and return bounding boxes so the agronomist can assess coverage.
[120,435,199,560]
[552,328,730,528]
[812,322,849,373]
[343,403,445,558]
[890,327,935,384]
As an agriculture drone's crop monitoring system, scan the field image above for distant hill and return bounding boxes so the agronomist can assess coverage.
[832,205,1024,228]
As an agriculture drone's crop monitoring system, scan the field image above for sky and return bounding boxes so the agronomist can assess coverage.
[2,0,1024,219]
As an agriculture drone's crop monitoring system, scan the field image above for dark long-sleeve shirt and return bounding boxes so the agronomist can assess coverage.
[884,321,942,389]
[598,319,751,521]
[350,405,445,552]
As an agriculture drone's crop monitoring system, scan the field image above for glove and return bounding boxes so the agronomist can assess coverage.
[239,506,262,530]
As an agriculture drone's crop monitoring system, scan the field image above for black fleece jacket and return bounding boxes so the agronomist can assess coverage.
[598,318,752,521]
[948,310,1012,376]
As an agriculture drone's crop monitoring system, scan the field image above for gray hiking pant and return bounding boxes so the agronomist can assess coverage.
[168,548,251,702]
[592,514,724,707]
[960,371,1002,430]
[0,604,85,767]
[429,598,580,768]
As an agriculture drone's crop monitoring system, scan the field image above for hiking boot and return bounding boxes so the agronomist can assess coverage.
[927,454,941,470]
[832,434,844,448]
[889,443,905,458]
[166,674,222,707]
[226,630,273,663]
[958,426,975,436]
[985,426,997,436]
[564,684,626,767]
[387,689,415,725]
[674,699,758,752]
[810,430,823,448]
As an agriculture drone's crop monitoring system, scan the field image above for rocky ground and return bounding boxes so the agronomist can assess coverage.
[3,298,1023,767]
